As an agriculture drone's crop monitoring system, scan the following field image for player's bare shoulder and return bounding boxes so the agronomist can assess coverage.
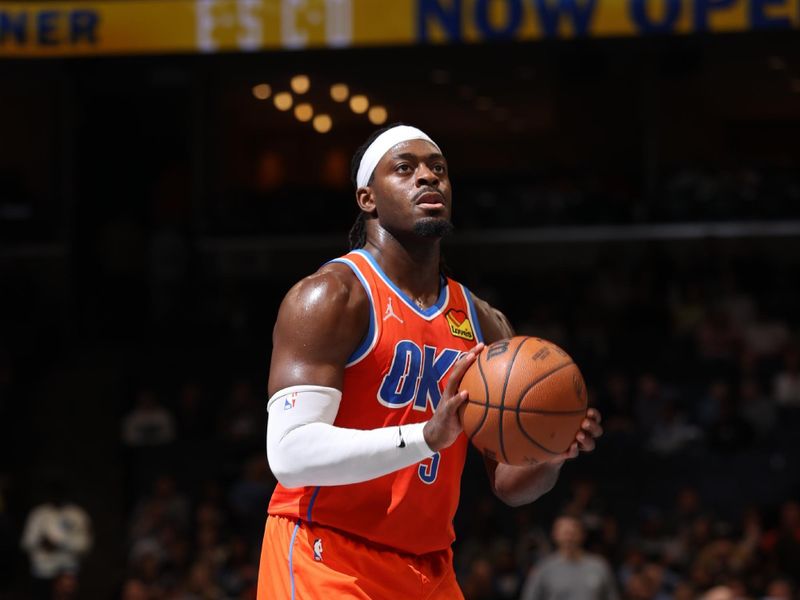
[269,262,370,393]
[276,262,368,337]
[470,293,514,344]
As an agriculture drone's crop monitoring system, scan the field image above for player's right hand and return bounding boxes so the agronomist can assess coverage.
[423,343,485,452]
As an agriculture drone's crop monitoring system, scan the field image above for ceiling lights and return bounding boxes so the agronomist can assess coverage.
[273,92,293,111]
[349,95,369,114]
[253,75,390,134]
[294,103,314,122]
[252,83,271,100]
[313,114,332,133]
[330,83,349,102]
[290,75,310,94]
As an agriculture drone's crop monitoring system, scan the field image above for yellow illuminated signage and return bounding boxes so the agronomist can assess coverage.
[0,0,797,58]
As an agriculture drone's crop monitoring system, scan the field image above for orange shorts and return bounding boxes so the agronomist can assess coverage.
[257,515,464,600]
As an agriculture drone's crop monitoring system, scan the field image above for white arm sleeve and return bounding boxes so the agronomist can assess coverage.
[266,385,434,488]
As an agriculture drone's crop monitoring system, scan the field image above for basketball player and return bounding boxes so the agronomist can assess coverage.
[258,124,603,598]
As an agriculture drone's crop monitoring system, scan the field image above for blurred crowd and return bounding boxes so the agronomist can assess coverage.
[117,380,271,600]
[455,165,800,228]
[3,241,799,599]
[106,249,798,600]
[208,164,800,235]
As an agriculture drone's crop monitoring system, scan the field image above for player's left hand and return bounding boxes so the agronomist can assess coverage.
[550,408,603,465]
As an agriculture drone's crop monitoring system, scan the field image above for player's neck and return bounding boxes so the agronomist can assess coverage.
[363,231,441,302]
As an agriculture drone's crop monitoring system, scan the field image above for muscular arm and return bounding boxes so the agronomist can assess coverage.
[268,263,366,395]
[472,295,602,507]
[266,264,481,488]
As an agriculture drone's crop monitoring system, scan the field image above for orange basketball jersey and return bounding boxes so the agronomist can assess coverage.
[268,249,484,555]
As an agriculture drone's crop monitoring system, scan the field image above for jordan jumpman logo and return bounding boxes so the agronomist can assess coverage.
[383,296,404,323]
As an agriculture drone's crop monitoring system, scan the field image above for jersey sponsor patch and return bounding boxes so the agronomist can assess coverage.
[445,309,474,341]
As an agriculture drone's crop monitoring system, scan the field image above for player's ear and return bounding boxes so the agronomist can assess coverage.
[356,187,377,214]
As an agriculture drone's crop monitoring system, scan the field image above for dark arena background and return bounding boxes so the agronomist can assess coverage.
[2,1,800,599]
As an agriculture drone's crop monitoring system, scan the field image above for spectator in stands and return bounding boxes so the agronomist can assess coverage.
[700,585,736,600]
[520,515,619,600]
[174,381,212,441]
[761,500,800,578]
[587,515,624,568]
[122,389,176,447]
[217,535,258,599]
[460,557,494,600]
[20,479,92,600]
[670,281,706,338]
[560,478,606,533]
[673,581,697,599]
[774,347,800,409]
[126,549,164,598]
[634,374,668,434]
[647,399,704,456]
[706,388,754,453]
[217,379,260,446]
[697,380,731,427]
[129,474,190,553]
[718,273,756,334]
[597,372,636,435]
[182,560,223,599]
[695,309,739,372]
[120,578,150,600]
[668,487,703,535]
[488,538,524,599]
[738,377,777,440]
[744,309,790,362]
[50,572,79,600]
[228,454,273,547]
[512,506,552,574]
[763,578,795,599]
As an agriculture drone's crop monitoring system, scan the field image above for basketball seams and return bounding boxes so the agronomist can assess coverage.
[514,360,582,455]
[464,400,586,415]
[461,337,589,465]
[513,360,575,412]
[514,418,561,455]
[466,349,491,441]
[498,337,529,463]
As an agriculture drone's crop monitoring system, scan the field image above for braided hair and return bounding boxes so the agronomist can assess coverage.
[348,123,406,249]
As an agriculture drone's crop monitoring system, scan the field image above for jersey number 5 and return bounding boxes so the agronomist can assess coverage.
[418,452,440,484]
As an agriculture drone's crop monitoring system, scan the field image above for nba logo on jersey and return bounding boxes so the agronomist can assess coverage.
[283,395,296,410]
[313,538,323,561]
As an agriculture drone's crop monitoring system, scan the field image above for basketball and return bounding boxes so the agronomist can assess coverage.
[457,336,588,466]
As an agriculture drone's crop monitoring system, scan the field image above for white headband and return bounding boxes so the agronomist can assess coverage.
[356,125,441,188]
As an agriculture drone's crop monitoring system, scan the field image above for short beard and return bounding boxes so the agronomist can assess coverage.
[413,218,454,239]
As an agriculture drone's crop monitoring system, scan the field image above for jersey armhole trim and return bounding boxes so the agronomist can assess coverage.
[460,285,485,344]
[326,257,379,367]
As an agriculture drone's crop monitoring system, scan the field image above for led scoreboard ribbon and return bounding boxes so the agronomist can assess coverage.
[1,0,798,58]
